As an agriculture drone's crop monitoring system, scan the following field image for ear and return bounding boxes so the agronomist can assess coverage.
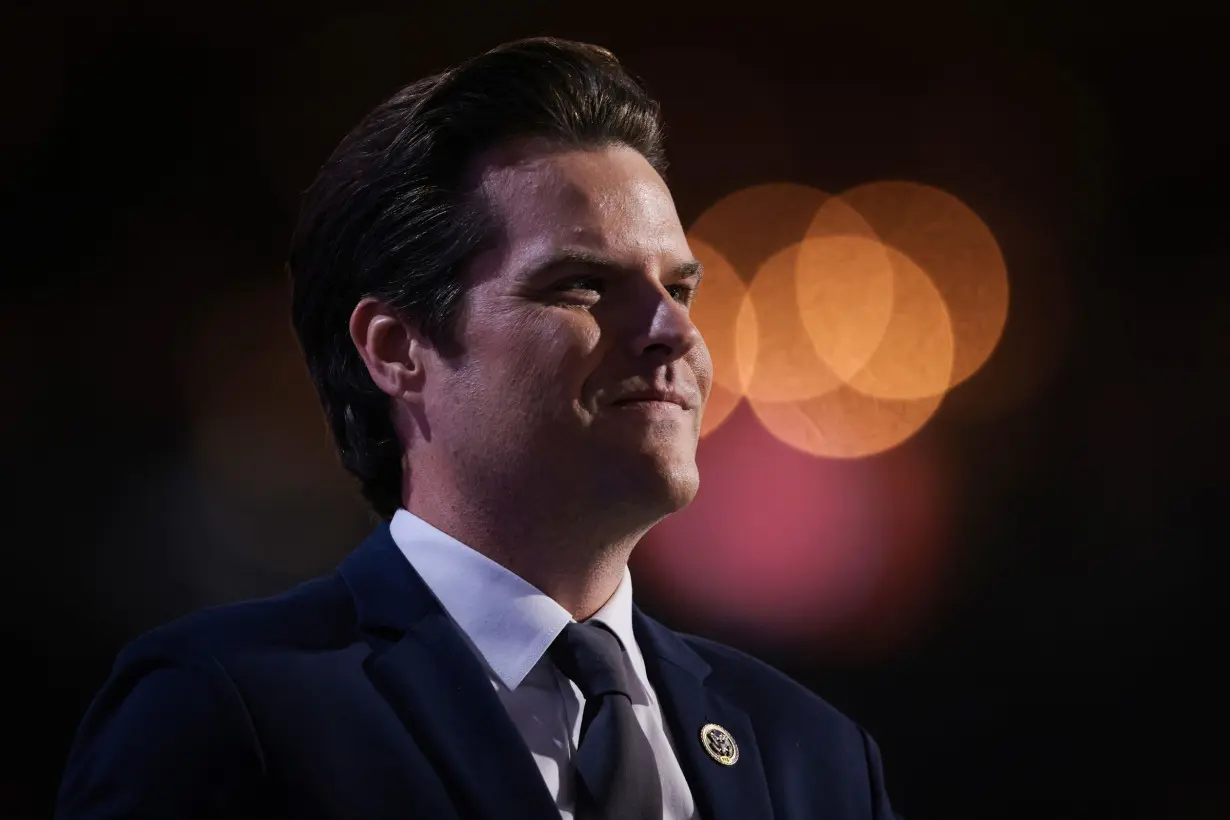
[349,297,427,400]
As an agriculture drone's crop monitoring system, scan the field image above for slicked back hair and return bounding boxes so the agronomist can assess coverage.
[288,38,667,518]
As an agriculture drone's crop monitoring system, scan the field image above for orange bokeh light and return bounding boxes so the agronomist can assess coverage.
[747,387,946,460]
[685,178,1005,457]
[728,235,952,457]
[794,232,897,385]
[687,182,830,282]
[836,180,1009,389]
[734,242,846,403]
[687,237,749,437]
[650,179,1008,651]
[832,241,955,402]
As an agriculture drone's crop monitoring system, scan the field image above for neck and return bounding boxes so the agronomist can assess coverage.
[404,471,656,620]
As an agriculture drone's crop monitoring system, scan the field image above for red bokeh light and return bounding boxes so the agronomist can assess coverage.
[635,401,953,657]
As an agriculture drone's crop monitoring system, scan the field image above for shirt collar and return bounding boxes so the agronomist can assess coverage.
[388,508,642,692]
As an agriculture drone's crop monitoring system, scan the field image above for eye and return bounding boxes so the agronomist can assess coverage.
[551,276,605,308]
[556,276,605,295]
[666,283,697,305]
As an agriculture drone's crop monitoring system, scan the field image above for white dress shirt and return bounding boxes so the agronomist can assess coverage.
[389,508,697,820]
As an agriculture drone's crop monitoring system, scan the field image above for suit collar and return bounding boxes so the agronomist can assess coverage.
[365,510,656,703]
[341,524,775,820]
[386,508,646,695]
[339,523,560,818]
[633,605,713,682]
[635,609,776,820]
[389,509,572,689]
[338,521,436,632]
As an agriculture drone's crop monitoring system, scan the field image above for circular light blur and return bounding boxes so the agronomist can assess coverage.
[687,182,831,282]
[734,242,846,403]
[687,236,751,437]
[835,180,1009,389]
[835,241,955,401]
[634,403,954,654]
[747,387,945,460]
[796,195,897,384]
[684,179,1008,458]
[636,405,886,639]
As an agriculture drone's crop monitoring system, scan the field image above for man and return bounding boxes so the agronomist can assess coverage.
[57,37,899,819]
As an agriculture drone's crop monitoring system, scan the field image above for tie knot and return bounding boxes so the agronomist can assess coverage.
[549,621,632,700]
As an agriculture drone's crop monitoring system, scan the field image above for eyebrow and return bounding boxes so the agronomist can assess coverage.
[526,249,705,283]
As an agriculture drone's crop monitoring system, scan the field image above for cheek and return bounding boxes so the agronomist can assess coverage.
[502,311,600,397]
[690,341,715,397]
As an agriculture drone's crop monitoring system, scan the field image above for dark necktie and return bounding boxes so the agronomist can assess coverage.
[549,621,663,820]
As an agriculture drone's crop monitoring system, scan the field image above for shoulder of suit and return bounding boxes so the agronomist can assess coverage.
[115,571,357,670]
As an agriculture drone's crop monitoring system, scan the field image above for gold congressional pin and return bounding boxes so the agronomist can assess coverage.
[699,723,739,766]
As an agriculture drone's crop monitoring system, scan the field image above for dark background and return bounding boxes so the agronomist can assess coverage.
[3,4,1228,818]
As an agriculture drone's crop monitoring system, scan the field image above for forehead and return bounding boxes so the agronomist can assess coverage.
[475,141,687,269]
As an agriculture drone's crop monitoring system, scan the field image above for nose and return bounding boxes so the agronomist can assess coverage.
[625,285,703,365]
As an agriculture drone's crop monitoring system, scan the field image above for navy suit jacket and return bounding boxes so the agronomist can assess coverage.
[57,523,898,819]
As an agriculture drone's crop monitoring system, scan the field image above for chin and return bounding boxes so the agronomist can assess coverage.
[583,436,701,516]
[661,460,701,510]
[617,454,700,517]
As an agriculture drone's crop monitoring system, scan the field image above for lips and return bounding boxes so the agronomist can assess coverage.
[611,389,692,410]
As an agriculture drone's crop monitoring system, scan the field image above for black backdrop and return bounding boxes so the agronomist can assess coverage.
[3,4,1228,818]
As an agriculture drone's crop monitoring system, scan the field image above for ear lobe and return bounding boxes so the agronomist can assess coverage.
[349,297,426,399]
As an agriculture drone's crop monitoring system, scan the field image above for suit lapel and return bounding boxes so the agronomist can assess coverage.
[340,526,558,820]
[635,609,776,820]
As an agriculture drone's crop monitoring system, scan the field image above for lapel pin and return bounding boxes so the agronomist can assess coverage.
[699,723,739,766]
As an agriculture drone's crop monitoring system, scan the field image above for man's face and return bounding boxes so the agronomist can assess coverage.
[423,141,712,520]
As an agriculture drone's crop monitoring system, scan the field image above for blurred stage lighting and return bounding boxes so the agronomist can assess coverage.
[633,179,1006,655]
[689,179,1008,456]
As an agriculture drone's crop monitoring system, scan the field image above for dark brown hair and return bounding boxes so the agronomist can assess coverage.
[288,37,667,518]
